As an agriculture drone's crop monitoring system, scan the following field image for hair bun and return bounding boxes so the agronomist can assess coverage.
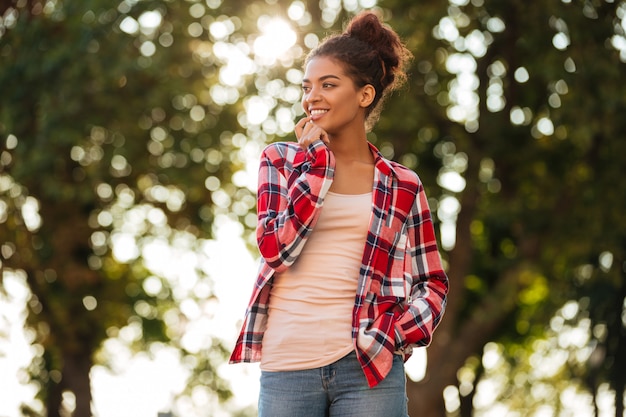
[344,12,389,53]
[344,12,411,85]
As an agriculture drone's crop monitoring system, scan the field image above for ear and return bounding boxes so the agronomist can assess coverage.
[359,84,376,108]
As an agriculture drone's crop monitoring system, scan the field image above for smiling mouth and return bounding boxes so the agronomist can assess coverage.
[310,109,328,116]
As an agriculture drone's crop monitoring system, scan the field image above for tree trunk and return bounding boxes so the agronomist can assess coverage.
[459,364,482,417]
[47,379,63,417]
[47,351,93,417]
[615,384,624,417]
[612,262,625,417]
[405,170,537,416]
[64,352,93,417]
[406,149,480,417]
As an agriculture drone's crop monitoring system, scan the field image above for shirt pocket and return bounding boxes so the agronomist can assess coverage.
[369,224,411,298]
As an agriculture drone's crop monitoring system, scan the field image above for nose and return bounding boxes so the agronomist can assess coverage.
[304,86,321,104]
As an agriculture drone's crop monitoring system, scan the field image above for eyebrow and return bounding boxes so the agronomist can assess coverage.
[302,74,342,83]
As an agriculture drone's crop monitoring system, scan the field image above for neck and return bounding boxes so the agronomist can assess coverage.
[327,124,372,160]
[329,137,372,162]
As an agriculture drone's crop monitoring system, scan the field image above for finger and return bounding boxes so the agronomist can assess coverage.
[295,117,311,134]
[308,124,326,141]
[295,120,310,142]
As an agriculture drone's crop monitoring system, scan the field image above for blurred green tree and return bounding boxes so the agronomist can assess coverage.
[0,0,265,415]
[376,1,626,416]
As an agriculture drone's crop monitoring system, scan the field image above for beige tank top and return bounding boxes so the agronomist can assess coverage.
[261,191,372,371]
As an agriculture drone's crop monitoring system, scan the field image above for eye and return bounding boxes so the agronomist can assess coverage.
[302,85,311,92]
[322,82,335,88]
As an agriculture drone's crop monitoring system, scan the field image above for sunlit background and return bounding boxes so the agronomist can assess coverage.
[1,0,626,416]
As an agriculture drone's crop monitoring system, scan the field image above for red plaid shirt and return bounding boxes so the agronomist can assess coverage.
[229,140,448,387]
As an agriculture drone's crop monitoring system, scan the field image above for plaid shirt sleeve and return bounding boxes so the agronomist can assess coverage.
[393,176,448,349]
[229,140,334,363]
[256,140,334,271]
[354,150,448,388]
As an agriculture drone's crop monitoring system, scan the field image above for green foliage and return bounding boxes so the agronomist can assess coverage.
[0,0,259,414]
[376,0,626,415]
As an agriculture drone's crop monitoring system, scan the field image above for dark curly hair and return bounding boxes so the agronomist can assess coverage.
[305,11,412,129]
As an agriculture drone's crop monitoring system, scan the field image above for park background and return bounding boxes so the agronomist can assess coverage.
[1,0,625,416]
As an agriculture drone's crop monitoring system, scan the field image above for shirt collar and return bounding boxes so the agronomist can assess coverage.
[291,141,398,178]
[368,142,397,178]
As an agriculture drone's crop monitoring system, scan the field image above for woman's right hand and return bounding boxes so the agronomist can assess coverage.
[294,117,329,150]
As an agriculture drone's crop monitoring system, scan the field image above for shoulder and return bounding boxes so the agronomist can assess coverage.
[370,142,420,185]
[383,159,428,208]
[387,159,421,186]
[261,141,301,159]
[260,141,306,168]
[260,142,306,176]
[260,142,308,168]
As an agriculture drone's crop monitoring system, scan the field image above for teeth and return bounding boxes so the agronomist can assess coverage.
[310,109,328,115]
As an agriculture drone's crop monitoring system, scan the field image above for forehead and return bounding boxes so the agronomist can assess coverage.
[303,56,348,81]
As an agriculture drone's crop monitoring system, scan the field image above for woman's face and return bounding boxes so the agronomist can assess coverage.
[301,56,369,136]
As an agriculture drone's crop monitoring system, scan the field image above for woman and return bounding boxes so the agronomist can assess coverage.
[230,11,449,417]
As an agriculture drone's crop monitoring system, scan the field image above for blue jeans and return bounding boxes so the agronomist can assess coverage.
[258,351,408,417]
